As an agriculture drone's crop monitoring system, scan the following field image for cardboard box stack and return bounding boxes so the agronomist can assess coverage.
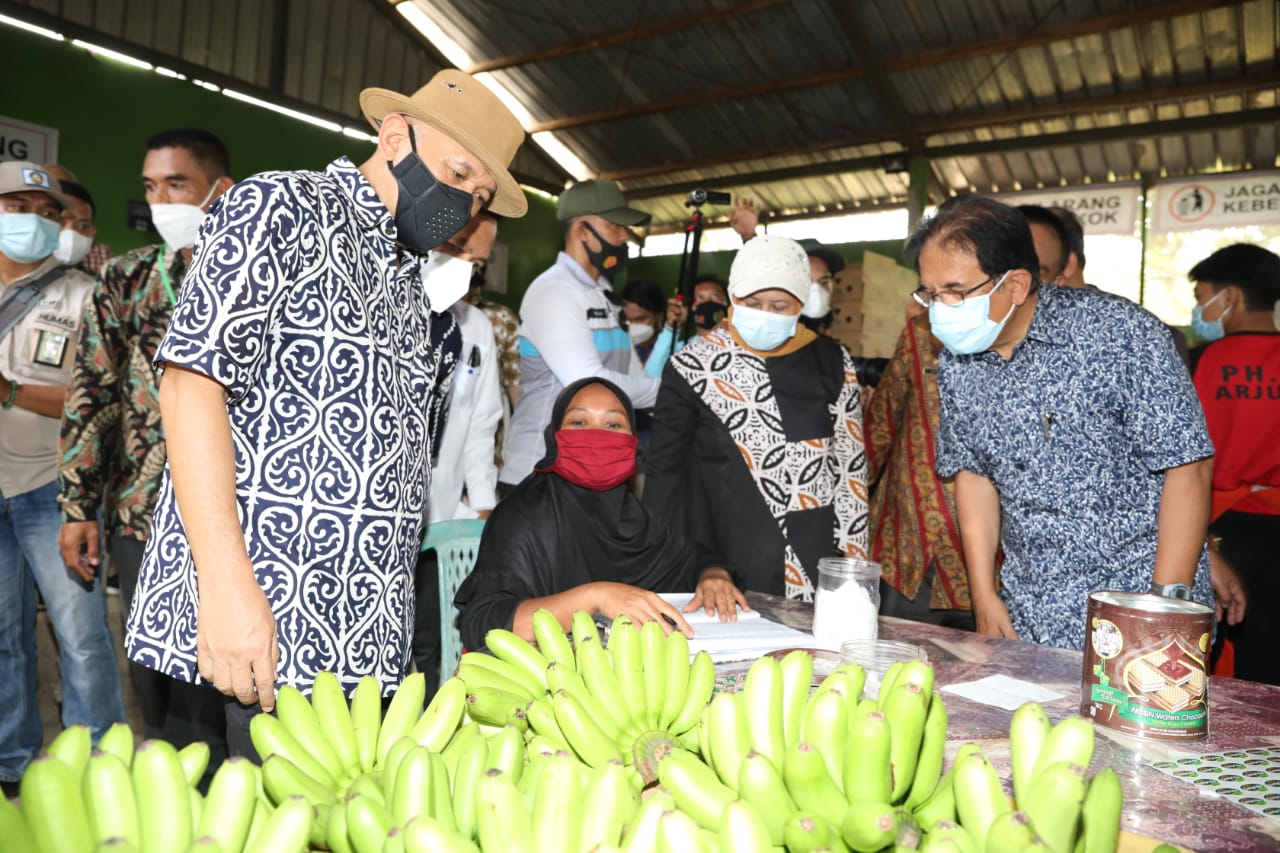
[830,251,919,357]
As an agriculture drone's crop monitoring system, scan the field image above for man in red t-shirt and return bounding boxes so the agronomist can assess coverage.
[1189,243,1280,686]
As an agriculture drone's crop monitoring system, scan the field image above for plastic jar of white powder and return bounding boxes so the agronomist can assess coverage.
[811,557,881,651]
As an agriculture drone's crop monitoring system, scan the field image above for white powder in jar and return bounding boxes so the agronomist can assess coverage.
[812,578,879,650]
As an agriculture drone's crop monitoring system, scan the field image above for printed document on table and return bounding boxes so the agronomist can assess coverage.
[940,674,1065,711]
[659,593,814,662]
[658,592,762,624]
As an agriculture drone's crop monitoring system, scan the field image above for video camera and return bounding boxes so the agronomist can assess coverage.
[685,188,732,208]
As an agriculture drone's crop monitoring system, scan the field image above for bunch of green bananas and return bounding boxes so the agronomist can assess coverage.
[0,721,310,853]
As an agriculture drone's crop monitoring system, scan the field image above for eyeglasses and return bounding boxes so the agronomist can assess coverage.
[0,199,62,223]
[912,271,1010,308]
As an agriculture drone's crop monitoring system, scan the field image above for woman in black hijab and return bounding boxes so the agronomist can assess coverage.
[454,377,747,650]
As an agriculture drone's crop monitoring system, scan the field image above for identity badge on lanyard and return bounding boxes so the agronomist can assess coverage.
[157,244,178,304]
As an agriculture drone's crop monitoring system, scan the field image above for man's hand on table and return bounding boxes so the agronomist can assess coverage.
[197,561,280,711]
[972,591,1020,640]
[590,581,694,637]
[686,567,749,622]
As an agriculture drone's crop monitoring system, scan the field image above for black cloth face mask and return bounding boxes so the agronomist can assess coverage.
[694,300,728,330]
[388,124,474,254]
[581,221,628,277]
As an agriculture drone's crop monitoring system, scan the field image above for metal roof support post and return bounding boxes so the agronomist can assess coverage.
[1138,176,1151,308]
[908,155,930,235]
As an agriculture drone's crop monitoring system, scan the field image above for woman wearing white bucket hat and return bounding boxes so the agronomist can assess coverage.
[645,235,870,604]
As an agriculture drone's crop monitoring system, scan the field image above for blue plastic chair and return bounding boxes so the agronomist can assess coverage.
[422,518,486,680]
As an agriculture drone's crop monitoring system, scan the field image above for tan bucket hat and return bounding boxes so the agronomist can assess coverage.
[360,69,528,218]
[0,160,70,208]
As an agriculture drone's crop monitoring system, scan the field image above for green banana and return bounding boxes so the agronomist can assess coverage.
[640,618,668,728]
[380,736,416,804]
[376,672,426,765]
[904,695,947,810]
[20,755,92,853]
[485,723,527,782]
[188,788,204,838]
[552,689,623,767]
[132,739,192,853]
[576,637,632,734]
[83,750,140,848]
[580,760,641,851]
[196,756,258,853]
[243,795,311,853]
[272,683,345,784]
[784,741,848,828]
[531,607,576,671]
[607,617,646,727]
[883,682,929,803]
[96,721,135,769]
[458,653,538,700]
[1008,702,1051,808]
[348,771,387,807]
[877,660,908,706]
[655,808,705,853]
[242,796,271,851]
[350,675,383,774]
[844,709,892,804]
[840,800,899,853]
[530,750,584,852]
[484,629,551,693]
[783,811,843,853]
[801,690,848,793]
[448,730,487,841]
[738,749,798,846]
[401,815,480,853]
[325,798,352,853]
[311,671,361,778]
[571,610,601,648]
[546,662,622,741]
[1022,762,1086,853]
[743,655,786,771]
[344,792,394,853]
[390,746,433,827]
[440,721,482,779]
[383,826,405,853]
[465,686,528,728]
[1078,768,1123,853]
[475,769,533,853]
[833,663,869,705]
[779,649,815,751]
[659,627,691,730]
[668,650,715,735]
[427,750,454,832]
[952,750,1010,851]
[524,697,571,750]
[921,819,980,853]
[175,741,210,788]
[46,722,92,779]
[1030,717,1095,784]
[984,810,1037,852]
[545,659,589,696]
[657,747,737,830]
[719,799,773,853]
[0,794,36,853]
[408,676,467,752]
[250,710,338,790]
[621,787,675,853]
[706,691,750,790]
[262,753,339,808]
[895,661,935,704]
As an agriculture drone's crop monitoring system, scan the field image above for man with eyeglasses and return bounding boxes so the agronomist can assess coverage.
[906,195,1214,651]
[0,161,125,793]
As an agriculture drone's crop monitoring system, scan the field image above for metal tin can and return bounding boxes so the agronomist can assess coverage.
[1081,591,1213,741]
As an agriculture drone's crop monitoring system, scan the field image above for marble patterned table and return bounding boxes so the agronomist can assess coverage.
[714,592,1280,852]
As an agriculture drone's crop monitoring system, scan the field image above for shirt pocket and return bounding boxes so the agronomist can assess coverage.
[21,311,80,383]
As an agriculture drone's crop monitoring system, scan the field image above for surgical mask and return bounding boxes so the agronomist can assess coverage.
[150,183,218,250]
[582,221,628,277]
[0,213,60,263]
[421,252,476,313]
[928,272,1015,355]
[694,300,728,330]
[389,125,473,255]
[1191,289,1230,342]
[801,281,831,318]
[628,322,656,346]
[54,229,94,266]
[730,302,799,352]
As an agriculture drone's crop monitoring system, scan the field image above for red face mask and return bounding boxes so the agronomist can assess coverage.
[539,429,638,491]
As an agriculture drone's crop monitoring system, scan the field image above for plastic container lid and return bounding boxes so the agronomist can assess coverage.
[816,557,881,581]
[839,639,927,670]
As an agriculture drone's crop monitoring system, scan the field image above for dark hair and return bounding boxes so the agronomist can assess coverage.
[1188,243,1280,312]
[692,272,728,301]
[58,180,94,216]
[620,278,666,315]
[145,128,231,180]
[906,195,1041,287]
[1016,204,1071,279]
[1047,205,1086,268]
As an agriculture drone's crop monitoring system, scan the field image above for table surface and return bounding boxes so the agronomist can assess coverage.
[717,592,1280,853]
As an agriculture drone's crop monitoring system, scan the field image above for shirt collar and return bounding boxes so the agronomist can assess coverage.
[555,251,607,291]
[2,255,61,289]
[326,157,396,241]
[1021,283,1074,347]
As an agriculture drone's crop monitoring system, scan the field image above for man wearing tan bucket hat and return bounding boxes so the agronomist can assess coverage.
[126,68,527,755]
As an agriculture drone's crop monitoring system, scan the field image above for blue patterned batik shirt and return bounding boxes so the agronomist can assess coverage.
[127,158,436,694]
[935,284,1214,650]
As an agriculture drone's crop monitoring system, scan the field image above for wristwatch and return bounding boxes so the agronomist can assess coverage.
[1149,582,1193,600]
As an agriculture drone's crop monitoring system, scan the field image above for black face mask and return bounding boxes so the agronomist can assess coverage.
[694,300,728,330]
[581,221,628,277]
[388,125,474,255]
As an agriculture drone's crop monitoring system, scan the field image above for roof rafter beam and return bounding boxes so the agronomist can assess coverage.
[623,106,1279,200]
[528,0,1247,133]
[826,0,923,153]
[457,0,788,74]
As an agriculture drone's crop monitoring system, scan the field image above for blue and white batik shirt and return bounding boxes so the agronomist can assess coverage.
[127,157,437,695]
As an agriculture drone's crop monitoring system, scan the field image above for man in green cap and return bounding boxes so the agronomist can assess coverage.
[499,179,657,489]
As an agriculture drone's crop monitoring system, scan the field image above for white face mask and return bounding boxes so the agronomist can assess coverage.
[422,252,476,313]
[628,322,656,346]
[54,229,94,266]
[801,281,831,318]
[150,184,218,250]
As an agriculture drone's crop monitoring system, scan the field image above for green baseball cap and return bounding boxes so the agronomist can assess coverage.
[556,179,651,226]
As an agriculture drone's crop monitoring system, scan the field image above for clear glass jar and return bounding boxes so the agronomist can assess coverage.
[840,639,928,698]
[810,557,881,651]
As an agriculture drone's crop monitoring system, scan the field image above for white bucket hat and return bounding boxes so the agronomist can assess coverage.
[728,234,811,304]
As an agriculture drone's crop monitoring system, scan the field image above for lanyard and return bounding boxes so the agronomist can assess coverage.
[157,244,177,304]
